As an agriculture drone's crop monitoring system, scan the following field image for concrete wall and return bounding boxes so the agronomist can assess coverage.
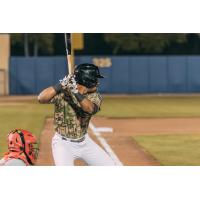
[0,34,10,95]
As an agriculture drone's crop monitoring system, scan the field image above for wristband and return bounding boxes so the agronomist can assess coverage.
[53,83,62,94]
[74,92,86,102]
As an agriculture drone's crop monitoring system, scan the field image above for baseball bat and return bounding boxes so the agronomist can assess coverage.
[64,33,73,74]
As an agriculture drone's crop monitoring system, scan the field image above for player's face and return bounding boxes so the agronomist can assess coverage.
[77,84,88,94]
[77,84,97,94]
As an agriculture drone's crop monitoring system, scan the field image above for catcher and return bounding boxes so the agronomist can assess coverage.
[0,129,39,166]
[38,63,115,166]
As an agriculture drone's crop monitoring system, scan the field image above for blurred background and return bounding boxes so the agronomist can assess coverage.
[2,33,200,95]
[2,33,200,165]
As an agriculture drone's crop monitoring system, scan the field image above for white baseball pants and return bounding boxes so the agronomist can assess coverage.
[52,133,115,166]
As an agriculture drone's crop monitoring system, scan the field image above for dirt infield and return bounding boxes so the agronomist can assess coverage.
[0,95,36,102]
[36,118,54,166]
[37,116,200,166]
[92,117,200,166]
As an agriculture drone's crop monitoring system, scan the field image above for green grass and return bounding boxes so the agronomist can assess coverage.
[134,134,200,166]
[98,95,200,118]
[2,95,200,161]
[0,101,53,157]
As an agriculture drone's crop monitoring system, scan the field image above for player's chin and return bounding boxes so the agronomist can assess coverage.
[89,81,99,88]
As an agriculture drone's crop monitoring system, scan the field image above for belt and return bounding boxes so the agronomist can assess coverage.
[61,136,85,143]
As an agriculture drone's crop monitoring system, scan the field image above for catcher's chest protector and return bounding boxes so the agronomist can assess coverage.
[3,152,30,166]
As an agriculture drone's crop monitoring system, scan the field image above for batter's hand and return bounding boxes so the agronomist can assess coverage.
[59,74,73,89]
[67,76,78,93]
[60,74,73,87]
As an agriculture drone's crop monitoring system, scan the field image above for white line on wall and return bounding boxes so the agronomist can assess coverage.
[89,122,123,166]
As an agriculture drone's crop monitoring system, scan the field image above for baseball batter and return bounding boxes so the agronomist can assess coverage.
[0,129,38,166]
[38,63,115,166]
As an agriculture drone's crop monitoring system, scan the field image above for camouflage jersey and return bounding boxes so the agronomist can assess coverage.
[50,88,102,139]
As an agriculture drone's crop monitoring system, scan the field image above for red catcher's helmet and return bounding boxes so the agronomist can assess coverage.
[7,129,39,165]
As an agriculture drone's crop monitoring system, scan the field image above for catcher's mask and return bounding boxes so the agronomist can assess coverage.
[74,63,104,88]
[7,129,39,165]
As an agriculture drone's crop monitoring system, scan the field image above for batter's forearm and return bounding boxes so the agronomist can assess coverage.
[38,86,57,103]
[65,89,94,113]
[72,92,98,114]
[79,98,95,114]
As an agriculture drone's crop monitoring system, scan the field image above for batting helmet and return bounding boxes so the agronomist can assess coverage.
[74,63,104,88]
[7,129,39,165]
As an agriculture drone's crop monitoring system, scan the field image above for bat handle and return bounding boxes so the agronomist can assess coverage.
[67,55,73,75]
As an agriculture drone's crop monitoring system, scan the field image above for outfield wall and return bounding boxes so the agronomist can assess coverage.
[0,34,10,95]
[9,56,200,94]
[10,57,67,94]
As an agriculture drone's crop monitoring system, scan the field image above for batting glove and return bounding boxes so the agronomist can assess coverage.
[67,76,78,93]
[59,74,73,88]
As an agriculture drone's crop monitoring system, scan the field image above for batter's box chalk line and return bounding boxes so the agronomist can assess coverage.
[93,127,113,133]
[89,122,123,166]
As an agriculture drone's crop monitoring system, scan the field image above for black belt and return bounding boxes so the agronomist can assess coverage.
[61,136,85,143]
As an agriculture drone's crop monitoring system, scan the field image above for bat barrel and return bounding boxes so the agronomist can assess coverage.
[64,33,72,55]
